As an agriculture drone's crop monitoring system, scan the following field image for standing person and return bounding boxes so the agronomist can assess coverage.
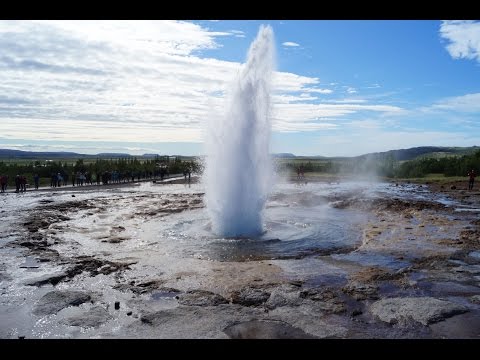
[21,175,27,192]
[0,175,7,193]
[468,169,476,190]
[15,175,20,193]
[34,174,40,190]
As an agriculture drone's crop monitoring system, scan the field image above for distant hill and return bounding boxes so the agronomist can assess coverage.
[0,149,136,160]
[0,146,478,161]
[142,153,160,158]
[355,146,479,162]
[0,149,85,159]
[272,153,296,158]
[0,149,202,161]
[96,153,132,158]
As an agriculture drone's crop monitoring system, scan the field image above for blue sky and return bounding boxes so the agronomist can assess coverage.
[0,20,479,156]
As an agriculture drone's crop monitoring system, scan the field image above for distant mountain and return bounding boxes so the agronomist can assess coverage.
[0,146,478,161]
[272,153,296,158]
[355,146,479,161]
[0,149,135,159]
[96,153,132,158]
[0,149,84,159]
[142,153,160,158]
[0,149,201,160]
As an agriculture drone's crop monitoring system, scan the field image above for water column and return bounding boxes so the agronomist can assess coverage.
[205,25,276,237]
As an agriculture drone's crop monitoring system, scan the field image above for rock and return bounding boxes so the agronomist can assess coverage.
[33,290,92,316]
[470,295,480,304]
[230,287,271,307]
[24,271,68,286]
[300,288,336,301]
[71,195,75,197]
[0,272,12,282]
[351,309,363,317]
[114,301,120,310]
[224,320,317,339]
[127,311,133,316]
[113,280,168,294]
[177,290,228,306]
[62,306,112,327]
[342,281,379,300]
[370,297,468,326]
[298,288,346,314]
[267,305,348,338]
[451,185,456,190]
[265,285,302,309]
[66,256,135,278]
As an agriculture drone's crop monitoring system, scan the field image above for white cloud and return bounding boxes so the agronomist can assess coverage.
[440,20,480,62]
[302,87,333,94]
[430,92,480,112]
[346,87,357,94]
[282,41,300,47]
[0,20,405,149]
[271,103,403,132]
[230,30,246,38]
[346,120,381,129]
[327,99,367,104]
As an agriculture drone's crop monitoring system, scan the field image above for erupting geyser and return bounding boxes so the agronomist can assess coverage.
[205,25,275,238]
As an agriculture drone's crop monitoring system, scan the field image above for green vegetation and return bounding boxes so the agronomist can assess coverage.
[1,146,478,188]
[394,150,480,178]
[277,149,480,180]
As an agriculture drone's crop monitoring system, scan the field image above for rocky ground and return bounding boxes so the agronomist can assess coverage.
[0,179,479,338]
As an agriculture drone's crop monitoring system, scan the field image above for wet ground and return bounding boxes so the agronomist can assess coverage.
[1,178,479,338]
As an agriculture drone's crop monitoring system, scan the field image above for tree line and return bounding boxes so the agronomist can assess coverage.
[394,150,480,178]
[0,156,202,187]
[279,149,480,179]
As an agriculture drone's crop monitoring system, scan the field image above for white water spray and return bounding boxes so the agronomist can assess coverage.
[205,25,275,238]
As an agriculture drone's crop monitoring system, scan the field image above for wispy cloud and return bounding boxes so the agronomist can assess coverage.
[430,92,480,112]
[0,20,405,150]
[302,87,333,94]
[440,20,480,63]
[230,30,246,38]
[346,120,381,129]
[282,41,300,47]
[327,99,367,104]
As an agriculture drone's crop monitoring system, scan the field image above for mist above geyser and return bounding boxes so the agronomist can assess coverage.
[205,25,275,238]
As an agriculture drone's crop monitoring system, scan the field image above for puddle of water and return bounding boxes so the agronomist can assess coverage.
[151,291,179,300]
[469,251,480,260]
[331,251,410,271]
[454,208,480,213]
[19,257,41,269]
